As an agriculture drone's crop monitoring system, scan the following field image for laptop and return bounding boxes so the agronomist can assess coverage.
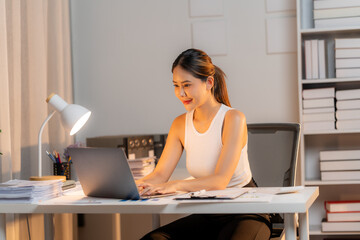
[68,147,162,200]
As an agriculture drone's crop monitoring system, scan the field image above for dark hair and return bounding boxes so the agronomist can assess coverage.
[172,48,231,107]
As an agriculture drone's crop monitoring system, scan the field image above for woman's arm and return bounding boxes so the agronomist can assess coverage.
[140,110,247,195]
[137,114,185,185]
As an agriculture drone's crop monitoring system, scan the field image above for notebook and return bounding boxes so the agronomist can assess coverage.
[68,147,173,200]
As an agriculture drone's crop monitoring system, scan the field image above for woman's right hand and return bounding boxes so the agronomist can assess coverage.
[137,181,179,196]
[136,179,146,193]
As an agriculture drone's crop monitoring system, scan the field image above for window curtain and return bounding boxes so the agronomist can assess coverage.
[0,0,75,239]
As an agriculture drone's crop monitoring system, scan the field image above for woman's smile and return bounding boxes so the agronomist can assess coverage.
[182,99,193,105]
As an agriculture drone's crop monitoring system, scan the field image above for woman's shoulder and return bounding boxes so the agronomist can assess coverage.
[225,108,246,122]
[175,112,187,121]
[223,108,248,147]
[169,113,186,142]
[172,113,187,127]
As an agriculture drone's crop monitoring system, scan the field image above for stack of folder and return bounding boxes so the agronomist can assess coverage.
[302,87,335,132]
[322,200,360,231]
[0,179,63,203]
[320,150,360,181]
[335,38,360,78]
[336,89,360,130]
[314,0,360,28]
[128,157,155,180]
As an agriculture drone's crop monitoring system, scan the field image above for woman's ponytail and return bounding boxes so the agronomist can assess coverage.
[213,65,231,107]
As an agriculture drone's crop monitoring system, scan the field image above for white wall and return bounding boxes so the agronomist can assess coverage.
[70,0,299,145]
[69,1,298,239]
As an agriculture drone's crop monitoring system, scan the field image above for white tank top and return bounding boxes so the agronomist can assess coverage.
[184,104,252,188]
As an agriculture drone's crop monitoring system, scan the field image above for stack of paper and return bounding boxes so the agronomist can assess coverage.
[128,157,155,180]
[322,200,360,231]
[0,179,63,203]
[319,150,360,181]
[302,87,335,132]
[335,38,360,78]
[313,0,360,28]
[336,89,360,130]
[304,39,327,80]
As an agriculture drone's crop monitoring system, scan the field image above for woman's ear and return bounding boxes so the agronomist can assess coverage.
[206,76,214,90]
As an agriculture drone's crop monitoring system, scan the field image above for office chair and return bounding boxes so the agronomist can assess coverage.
[247,123,301,239]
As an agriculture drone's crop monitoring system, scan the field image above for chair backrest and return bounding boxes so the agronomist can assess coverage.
[247,123,301,187]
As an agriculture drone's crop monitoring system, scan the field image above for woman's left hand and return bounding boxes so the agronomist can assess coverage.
[137,181,179,196]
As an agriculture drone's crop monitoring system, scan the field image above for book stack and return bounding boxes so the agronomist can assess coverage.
[335,38,360,78]
[302,87,335,132]
[320,150,360,181]
[128,157,155,180]
[336,89,360,130]
[0,179,63,203]
[322,200,360,231]
[314,0,360,29]
[304,39,327,79]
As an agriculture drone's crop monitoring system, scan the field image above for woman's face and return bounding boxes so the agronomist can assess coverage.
[172,66,212,111]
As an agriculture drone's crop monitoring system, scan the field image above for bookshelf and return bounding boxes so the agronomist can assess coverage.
[297,0,360,237]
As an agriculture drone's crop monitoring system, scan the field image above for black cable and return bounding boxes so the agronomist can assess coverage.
[26,214,31,240]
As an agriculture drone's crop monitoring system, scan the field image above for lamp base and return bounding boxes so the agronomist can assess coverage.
[30,175,66,181]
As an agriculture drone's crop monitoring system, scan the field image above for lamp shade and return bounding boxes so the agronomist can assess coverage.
[46,93,91,135]
[32,93,92,180]
[61,105,91,135]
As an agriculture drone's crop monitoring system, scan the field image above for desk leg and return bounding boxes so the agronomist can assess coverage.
[284,213,296,240]
[0,213,5,239]
[44,214,54,240]
[298,211,309,240]
[152,214,160,230]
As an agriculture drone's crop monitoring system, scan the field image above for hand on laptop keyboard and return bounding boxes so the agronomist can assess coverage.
[137,182,178,196]
[139,187,152,196]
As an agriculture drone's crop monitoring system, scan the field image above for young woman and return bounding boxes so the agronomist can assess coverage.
[137,49,271,240]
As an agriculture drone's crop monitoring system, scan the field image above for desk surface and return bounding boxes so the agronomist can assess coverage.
[0,187,319,215]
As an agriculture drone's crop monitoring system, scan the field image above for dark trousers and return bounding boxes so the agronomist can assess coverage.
[140,179,271,240]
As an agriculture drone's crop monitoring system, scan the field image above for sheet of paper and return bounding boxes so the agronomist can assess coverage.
[41,195,104,205]
[252,186,305,195]
[174,188,273,203]
[118,197,174,205]
[173,193,273,203]
[42,194,174,205]
[175,188,249,200]
[234,192,274,202]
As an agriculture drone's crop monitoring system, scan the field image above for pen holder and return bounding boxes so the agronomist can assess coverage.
[53,162,71,180]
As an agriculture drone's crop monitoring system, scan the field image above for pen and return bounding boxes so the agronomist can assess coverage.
[190,189,207,197]
[57,152,62,163]
[53,151,61,163]
[46,151,57,163]
[53,151,57,163]
[62,154,67,163]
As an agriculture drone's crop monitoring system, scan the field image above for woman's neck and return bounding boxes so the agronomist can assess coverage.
[193,99,222,123]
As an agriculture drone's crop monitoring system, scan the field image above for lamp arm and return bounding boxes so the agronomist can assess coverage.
[38,111,56,177]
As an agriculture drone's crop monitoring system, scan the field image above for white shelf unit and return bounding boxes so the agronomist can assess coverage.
[297,0,360,237]
[310,225,360,235]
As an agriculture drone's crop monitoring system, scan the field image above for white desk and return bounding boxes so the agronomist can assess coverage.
[0,187,319,240]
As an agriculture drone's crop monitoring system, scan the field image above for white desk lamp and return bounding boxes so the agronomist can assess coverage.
[30,93,91,181]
